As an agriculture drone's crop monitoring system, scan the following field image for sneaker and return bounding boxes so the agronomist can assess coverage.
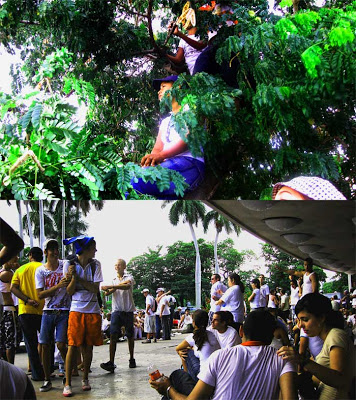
[142,339,151,344]
[100,361,116,373]
[153,338,157,343]
[129,358,136,368]
[63,385,72,397]
[39,381,52,392]
[82,379,91,391]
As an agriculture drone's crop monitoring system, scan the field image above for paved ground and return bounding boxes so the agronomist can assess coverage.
[16,333,188,400]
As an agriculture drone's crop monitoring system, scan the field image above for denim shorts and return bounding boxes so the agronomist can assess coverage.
[39,311,69,344]
[110,311,134,338]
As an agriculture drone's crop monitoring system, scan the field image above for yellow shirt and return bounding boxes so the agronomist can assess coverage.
[11,262,44,315]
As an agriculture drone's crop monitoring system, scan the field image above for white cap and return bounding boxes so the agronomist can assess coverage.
[141,288,149,293]
[156,287,164,293]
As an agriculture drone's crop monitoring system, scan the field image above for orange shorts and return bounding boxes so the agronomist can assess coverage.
[67,311,103,347]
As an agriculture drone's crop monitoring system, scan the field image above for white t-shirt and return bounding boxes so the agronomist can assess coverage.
[208,326,241,349]
[210,281,227,313]
[300,328,323,359]
[198,345,295,400]
[250,289,260,310]
[35,261,71,310]
[302,272,315,297]
[186,330,220,367]
[63,259,103,314]
[159,115,204,163]
[111,272,135,312]
[290,286,300,306]
[145,294,155,316]
[352,289,356,307]
[178,34,202,75]
[220,285,244,323]
[280,294,290,312]
[315,328,354,400]
[0,359,30,399]
[157,295,170,316]
[259,284,270,308]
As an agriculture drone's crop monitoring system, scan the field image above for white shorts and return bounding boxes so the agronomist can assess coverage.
[144,315,156,333]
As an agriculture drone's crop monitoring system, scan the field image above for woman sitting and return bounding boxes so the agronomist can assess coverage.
[277,293,354,400]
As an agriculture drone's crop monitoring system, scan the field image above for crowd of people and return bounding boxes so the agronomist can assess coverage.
[0,225,355,399]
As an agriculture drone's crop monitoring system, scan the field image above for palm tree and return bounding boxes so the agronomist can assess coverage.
[162,200,206,308]
[203,210,241,274]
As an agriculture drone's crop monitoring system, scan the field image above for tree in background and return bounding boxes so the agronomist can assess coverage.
[262,243,327,290]
[162,200,206,307]
[0,0,354,199]
[128,238,252,309]
[203,211,241,274]
[322,273,348,294]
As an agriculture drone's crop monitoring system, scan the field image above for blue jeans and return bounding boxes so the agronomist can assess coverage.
[132,156,205,199]
[39,311,69,344]
[19,314,44,380]
[161,315,171,340]
[155,315,162,339]
[161,369,196,400]
[185,349,200,383]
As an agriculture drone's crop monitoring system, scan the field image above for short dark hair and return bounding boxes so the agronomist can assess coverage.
[29,247,43,262]
[214,311,230,326]
[304,257,313,267]
[212,274,221,281]
[295,293,344,329]
[77,238,95,255]
[243,310,276,344]
[251,278,260,289]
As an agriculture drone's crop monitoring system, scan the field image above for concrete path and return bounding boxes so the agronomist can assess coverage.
[16,333,188,400]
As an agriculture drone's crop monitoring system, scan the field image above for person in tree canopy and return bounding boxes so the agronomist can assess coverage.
[131,75,205,199]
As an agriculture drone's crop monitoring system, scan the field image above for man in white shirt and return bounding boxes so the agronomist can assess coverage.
[209,274,227,324]
[35,239,71,392]
[259,274,270,308]
[285,258,318,297]
[156,288,171,340]
[208,311,241,348]
[142,289,157,344]
[101,259,136,372]
[150,310,296,400]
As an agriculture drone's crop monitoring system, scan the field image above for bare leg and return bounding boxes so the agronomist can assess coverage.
[128,337,134,360]
[109,333,118,363]
[6,348,15,364]
[82,344,93,381]
[65,345,77,386]
[42,343,51,381]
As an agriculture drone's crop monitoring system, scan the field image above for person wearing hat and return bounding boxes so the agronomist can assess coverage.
[100,259,136,372]
[272,176,346,200]
[11,247,45,382]
[142,289,157,344]
[131,75,205,199]
[35,239,71,392]
[62,236,103,396]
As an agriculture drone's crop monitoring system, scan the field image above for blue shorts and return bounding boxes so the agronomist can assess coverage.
[39,310,69,344]
[131,156,205,199]
[110,311,134,339]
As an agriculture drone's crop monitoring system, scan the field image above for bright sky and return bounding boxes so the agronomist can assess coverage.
[0,201,266,282]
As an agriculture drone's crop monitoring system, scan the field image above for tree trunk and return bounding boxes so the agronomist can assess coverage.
[39,200,45,250]
[189,223,201,308]
[16,201,24,259]
[25,201,34,248]
[62,200,66,259]
[214,230,220,274]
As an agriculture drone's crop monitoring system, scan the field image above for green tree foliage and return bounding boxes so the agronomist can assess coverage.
[127,238,252,308]
[261,243,327,290]
[322,272,348,294]
[0,0,355,199]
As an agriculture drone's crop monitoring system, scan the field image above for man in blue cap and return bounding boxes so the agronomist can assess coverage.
[131,75,205,199]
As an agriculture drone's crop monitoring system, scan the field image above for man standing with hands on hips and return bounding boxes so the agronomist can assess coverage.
[100,259,136,372]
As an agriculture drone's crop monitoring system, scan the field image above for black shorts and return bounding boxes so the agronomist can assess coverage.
[110,311,134,338]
